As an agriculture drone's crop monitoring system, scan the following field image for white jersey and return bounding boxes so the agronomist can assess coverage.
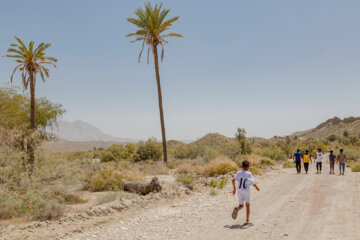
[316,152,323,163]
[234,170,255,192]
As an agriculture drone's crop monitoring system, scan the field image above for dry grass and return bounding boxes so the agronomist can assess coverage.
[118,169,146,182]
[198,156,238,177]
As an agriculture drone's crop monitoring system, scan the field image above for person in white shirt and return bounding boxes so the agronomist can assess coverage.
[232,160,260,225]
[315,148,323,174]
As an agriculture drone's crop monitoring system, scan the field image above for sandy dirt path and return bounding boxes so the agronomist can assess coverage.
[62,161,360,240]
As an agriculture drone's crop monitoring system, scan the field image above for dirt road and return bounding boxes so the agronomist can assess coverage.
[62,162,360,240]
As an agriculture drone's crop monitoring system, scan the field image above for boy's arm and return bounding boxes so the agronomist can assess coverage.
[232,179,236,195]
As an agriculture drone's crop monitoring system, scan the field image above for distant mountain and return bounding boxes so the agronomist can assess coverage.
[291,116,360,139]
[52,120,135,142]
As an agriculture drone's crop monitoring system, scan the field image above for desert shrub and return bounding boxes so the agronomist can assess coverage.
[351,163,360,172]
[219,142,241,160]
[261,158,274,166]
[218,179,228,189]
[200,156,238,177]
[134,138,162,162]
[209,189,217,196]
[62,193,86,204]
[344,148,360,161]
[259,145,287,161]
[100,143,136,162]
[209,179,228,189]
[210,179,217,188]
[283,161,295,168]
[327,135,338,142]
[85,167,124,192]
[100,150,116,162]
[0,190,64,220]
[177,175,194,184]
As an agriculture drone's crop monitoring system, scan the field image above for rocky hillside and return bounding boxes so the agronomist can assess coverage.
[291,116,360,139]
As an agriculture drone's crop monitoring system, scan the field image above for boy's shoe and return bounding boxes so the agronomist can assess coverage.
[232,207,238,219]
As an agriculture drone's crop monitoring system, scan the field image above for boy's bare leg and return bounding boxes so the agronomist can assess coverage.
[232,204,243,219]
[245,202,251,224]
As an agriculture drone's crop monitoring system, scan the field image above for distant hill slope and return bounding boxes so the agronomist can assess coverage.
[189,133,235,147]
[52,120,135,142]
[291,116,360,139]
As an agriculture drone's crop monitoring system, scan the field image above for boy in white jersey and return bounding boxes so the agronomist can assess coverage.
[315,148,323,174]
[231,160,260,225]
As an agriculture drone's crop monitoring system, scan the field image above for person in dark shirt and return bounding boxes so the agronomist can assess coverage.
[329,150,336,174]
[293,149,301,174]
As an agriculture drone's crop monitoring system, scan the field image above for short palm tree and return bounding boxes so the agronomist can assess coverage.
[5,36,57,170]
[126,2,182,164]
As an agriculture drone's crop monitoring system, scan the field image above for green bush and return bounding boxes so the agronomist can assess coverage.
[100,150,116,162]
[177,175,194,184]
[100,143,136,162]
[283,161,295,168]
[210,179,217,188]
[134,138,162,162]
[218,179,228,189]
[85,167,124,192]
[260,145,287,161]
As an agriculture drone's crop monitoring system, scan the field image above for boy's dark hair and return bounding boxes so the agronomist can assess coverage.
[297,149,300,152]
[318,148,321,151]
[330,150,333,153]
[306,150,309,153]
[340,149,343,153]
[242,160,250,168]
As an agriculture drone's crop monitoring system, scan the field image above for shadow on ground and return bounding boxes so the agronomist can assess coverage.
[224,223,254,230]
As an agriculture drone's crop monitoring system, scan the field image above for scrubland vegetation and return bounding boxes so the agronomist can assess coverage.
[2,91,360,221]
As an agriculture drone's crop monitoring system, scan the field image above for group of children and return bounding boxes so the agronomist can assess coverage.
[231,149,348,225]
[293,148,347,175]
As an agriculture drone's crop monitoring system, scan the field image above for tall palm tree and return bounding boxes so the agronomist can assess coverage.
[5,36,57,170]
[126,2,182,164]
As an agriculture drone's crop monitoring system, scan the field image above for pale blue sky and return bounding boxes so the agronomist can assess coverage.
[1,0,359,140]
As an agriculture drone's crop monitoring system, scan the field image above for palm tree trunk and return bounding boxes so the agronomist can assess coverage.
[28,71,36,171]
[152,45,168,164]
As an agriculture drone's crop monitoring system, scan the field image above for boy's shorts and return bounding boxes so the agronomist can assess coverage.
[237,191,250,205]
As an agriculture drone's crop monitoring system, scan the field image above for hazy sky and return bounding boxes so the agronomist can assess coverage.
[1,0,360,140]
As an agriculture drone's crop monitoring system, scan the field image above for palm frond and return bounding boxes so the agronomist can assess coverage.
[127,2,182,62]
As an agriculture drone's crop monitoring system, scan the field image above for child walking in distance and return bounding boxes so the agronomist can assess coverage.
[329,150,336,174]
[302,150,311,174]
[336,149,347,175]
[232,160,260,225]
[293,149,302,174]
[315,148,323,174]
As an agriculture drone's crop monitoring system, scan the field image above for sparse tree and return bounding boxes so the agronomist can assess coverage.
[327,134,337,142]
[5,36,57,170]
[235,128,252,155]
[343,131,349,138]
[126,2,183,164]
